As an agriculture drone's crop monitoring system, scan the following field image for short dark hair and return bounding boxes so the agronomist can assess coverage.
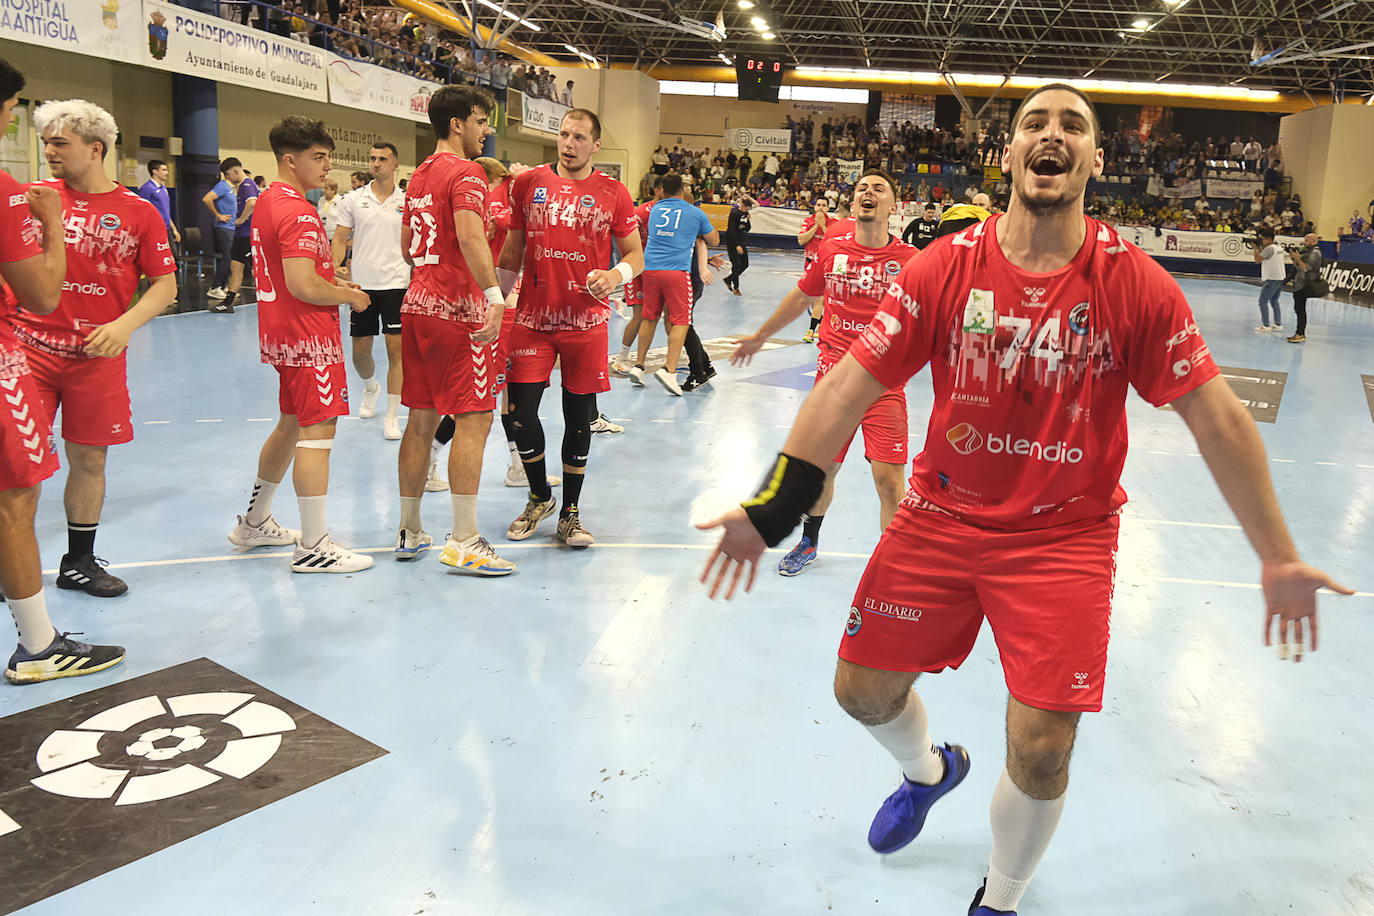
[0,58,24,103]
[858,168,897,198]
[1010,82,1100,139]
[268,116,334,159]
[428,85,493,139]
[371,141,399,158]
[661,172,683,196]
[147,159,166,175]
[925,202,936,211]
[351,170,370,184]
[562,108,601,141]
[652,176,664,191]
[219,157,242,175]
[1258,227,1275,240]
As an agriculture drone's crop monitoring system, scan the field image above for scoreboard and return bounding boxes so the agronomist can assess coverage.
[736,57,786,102]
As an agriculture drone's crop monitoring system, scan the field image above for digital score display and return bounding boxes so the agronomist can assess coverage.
[736,57,787,102]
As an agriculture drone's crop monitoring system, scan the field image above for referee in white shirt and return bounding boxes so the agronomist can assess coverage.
[331,142,412,440]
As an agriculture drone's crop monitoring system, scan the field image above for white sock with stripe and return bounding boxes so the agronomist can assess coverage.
[863,687,946,785]
[244,477,280,527]
[8,591,57,653]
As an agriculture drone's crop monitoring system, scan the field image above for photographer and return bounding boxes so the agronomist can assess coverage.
[1287,232,1325,343]
[1251,228,1285,332]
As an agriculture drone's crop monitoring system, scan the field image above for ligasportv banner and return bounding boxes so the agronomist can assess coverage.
[141,0,327,102]
[0,0,142,65]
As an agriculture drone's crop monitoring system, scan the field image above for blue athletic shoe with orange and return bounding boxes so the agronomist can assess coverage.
[968,880,1016,914]
[866,742,971,853]
[777,536,817,576]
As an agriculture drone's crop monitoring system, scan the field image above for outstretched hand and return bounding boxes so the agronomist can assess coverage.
[730,334,765,366]
[1261,560,1355,662]
[697,507,767,600]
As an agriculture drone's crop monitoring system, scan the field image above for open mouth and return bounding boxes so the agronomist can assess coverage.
[1029,156,1067,177]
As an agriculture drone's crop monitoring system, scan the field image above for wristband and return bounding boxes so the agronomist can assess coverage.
[483,286,504,307]
[614,261,634,287]
[740,452,826,548]
[497,268,519,297]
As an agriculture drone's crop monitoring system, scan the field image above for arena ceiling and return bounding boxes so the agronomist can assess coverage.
[425,0,1374,99]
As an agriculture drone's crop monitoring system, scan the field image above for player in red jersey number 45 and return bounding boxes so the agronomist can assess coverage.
[699,84,1354,914]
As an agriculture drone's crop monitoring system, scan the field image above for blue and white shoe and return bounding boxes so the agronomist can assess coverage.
[867,742,971,853]
[968,880,1016,915]
[6,632,125,684]
[777,536,817,576]
[394,528,433,561]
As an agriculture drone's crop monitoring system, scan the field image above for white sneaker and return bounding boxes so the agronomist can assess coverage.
[206,286,227,300]
[503,464,563,487]
[394,527,433,561]
[555,508,595,549]
[383,415,403,440]
[228,514,300,548]
[652,367,683,396]
[290,534,374,573]
[358,381,381,418]
[1269,324,1282,331]
[590,412,624,434]
[1255,325,1271,332]
[627,366,645,386]
[425,458,448,492]
[439,534,517,576]
[609,360,632,378]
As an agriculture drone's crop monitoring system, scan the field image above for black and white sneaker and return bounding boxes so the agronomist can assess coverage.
[57,554,128,598]
[289,534,374,573]
[681,367,717,392]
[6,632,125,684]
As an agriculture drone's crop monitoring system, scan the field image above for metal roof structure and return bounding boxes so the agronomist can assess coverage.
[422,0,1374,99]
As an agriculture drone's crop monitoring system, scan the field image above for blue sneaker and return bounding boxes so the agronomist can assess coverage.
[866,742,971,853]
[777,536,817,576]
[968,880,1016,915]
[6,632,125,684]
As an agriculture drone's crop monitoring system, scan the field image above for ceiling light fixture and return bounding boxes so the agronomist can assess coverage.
[761,30,776,39]
[475,0,541,32]
[750,15,766,28]
[738,0,754,7]
[1132,17,1150,28]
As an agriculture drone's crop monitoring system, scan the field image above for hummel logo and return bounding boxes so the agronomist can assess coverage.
[0,378,17,391]
[10,401,28,422]
[1070,671,1090,690]
[3,389,20,406]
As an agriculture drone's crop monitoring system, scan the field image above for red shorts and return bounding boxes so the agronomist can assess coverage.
[401,313,510,415]
[641,270,692,325]
[840,501,1120,712]
[0,372,59,490]
[623,276,643,308]
[818,351,907,465]
[507,323,610,394]
[275,362,349,427]
[25,347,132,446]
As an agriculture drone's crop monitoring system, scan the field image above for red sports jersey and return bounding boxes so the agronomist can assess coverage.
[10,179,174,360]
[508,164,637,331]
[800,213,829,259]
[0,170,42,382]
[633,201,653,244]
[488,175,514,262]
[852,214,1218,530]
[403,152,490,324]
[823,217,855,240]
[252,182,342,367]
[798,231,918,360]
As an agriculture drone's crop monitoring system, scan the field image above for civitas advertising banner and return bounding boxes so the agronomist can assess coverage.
[141,0,327,102]
[326,54,435,124]
[0,0,143,64]
[724,127,790,152]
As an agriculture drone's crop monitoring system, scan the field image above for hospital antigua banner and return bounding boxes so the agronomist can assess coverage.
[326,54,435,124]
[141,0,327,102]
[0,0,142,65]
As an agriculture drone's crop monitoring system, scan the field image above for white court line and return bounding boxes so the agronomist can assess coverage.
[1132,517,1240,530]
[1272,458,1295,463]
[247,418,273,422]
[142,420,170,425]
[652,419,675,423]
[194,419,222,423]
[1314,461,1340,467]
[1360,465,1374,470]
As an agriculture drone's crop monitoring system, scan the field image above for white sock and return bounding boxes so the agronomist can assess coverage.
[298,495,328,547]
[451,494,478,541]
[361,375,378,390]
[507,440,521,470]
[8,591,57,653]
[244,477,279,527]
[386,394,401,419]
[983,768,1067,911]
[863,688,945,785]
[400,496,423,533]
[617,344,631,362]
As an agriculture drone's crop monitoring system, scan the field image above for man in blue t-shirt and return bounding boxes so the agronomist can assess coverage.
[626,172,718,395]
[200,157,242,299]
[210,167,260,313]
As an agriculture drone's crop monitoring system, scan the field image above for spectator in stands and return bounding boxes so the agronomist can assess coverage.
[561,80,575,106]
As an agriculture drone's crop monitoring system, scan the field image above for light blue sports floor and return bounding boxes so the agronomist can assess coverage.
[4,253,1373,915]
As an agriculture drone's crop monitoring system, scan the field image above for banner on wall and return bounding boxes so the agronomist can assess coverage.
[1320,260,1374,303]
[0,0,142,64]
[141,1,327,102]
[1160,179,1203,200]
[1206,177,1263,199]
[326,55,433,124]
[835,158,864,184]
[518,93,570,135]
[1116,225,1301,262]
[724,128,790,152]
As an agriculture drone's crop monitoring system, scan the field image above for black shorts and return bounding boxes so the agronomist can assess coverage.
[231,235,252,264]
[350,288,405,337]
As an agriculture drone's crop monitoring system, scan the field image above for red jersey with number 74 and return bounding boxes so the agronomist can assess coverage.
[851,214,1218,530]
[403,152,490,325]
[252,182,342,367]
